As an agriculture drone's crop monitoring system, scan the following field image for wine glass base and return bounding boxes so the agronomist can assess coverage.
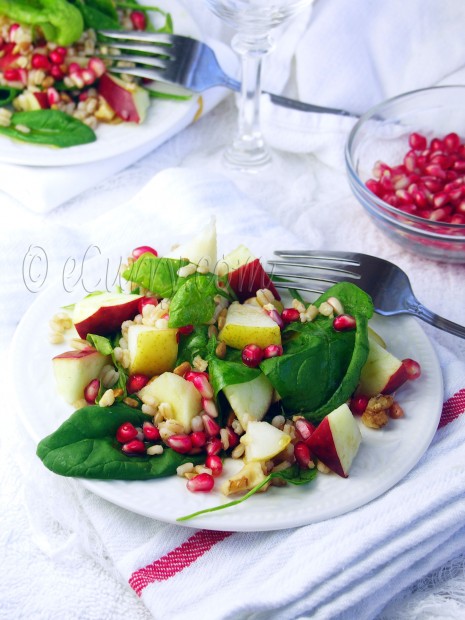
[223,141,272,173]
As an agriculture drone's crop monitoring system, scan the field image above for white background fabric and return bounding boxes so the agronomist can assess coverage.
[2,0,465,618]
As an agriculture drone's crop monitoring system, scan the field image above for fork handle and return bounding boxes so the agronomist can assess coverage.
[224,76,357,117]
[413,303,465,339]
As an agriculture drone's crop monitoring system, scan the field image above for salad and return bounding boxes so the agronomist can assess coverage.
[0,0,181,148]
[37,221,421,521]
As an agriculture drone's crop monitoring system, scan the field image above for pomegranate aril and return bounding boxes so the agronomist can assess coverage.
[138,296,158,314]
[444,132,460,152]
[116,422,139,443]
[31,53,51,70]
[87,57,106,77]
[429,207,452,221]
[452,160,465,172]
[187,473,214,492]
[127,373,149,394]
[130,10,147,30]
[226,427,240,449]
[263,344,283,359]
[206,437,222,456]
[402,358,421,380]
[202,397,218,418]
[366,179,382,196]
[3,68,21,82]
[50,64,65,80]
[84,378,100,404]
[281,307,300,324]
[430,138,444,151]
[403,150,418,172]
[409,132,427,151]
[166,434,193,454]
[295,418,315,443]
[424,164,446,179]
[333,314,356,331]
[205,454,223,477]
[132,245,158,259]
[178,324,194,336]
[432,192,450,209]
[188,373,214,399]
[350,394,369,416]
[202,414,220,437]
[430,154,450,169]
[81,68,96,85]
[190,431,207,448]
[450,213,465,224]
[242,343,263,368]
[47,87,60,105]
[68,62,81,74]
[294,442,312,469]
[422,177,444,193]
[142,422,160,442]
[122,439,146,455]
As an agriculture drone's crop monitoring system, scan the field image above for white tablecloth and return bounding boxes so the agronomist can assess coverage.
[2,1,465,618]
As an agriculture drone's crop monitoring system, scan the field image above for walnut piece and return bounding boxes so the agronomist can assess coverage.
[361,394,394,429]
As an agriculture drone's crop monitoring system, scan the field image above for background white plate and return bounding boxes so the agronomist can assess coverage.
[0,0,199,167]
[10,276,443,532]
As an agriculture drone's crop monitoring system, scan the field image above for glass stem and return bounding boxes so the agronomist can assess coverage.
[227,33,273,169]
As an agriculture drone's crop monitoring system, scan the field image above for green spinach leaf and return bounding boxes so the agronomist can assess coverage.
[123,255,189,297]
[0,110,96,147]
[176,324,210,366]
[169,273,225,328]
[37,403,203,480]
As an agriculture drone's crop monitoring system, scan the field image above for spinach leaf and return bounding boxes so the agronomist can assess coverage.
[0,110,96,147]
[176,324,210,366]
[261,282,373,423]
[169,273,222,328]
[0,86,21,105]
[178,464,317,522]
[37,403,203,480]
[123,255,189,297]
[208,356,260,397]
[76,0,121,30]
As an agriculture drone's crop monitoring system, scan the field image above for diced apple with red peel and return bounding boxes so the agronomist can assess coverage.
[137,372,202,432]
[241,420,291,463]
[356,337,409,397]
[127,324,178,377]
[72,292,143,339]
[52,347,110,405]
[219,302,282,350]
[307,403,362,478]
[218,244,281,302]
[223,373,274,430]
[165,219,217,273]
[97,73,149,123]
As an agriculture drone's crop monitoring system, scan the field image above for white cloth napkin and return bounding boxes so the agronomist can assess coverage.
[7,167,465,620]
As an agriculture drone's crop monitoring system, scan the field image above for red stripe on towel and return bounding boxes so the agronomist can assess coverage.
[439,388,465,428]
[129,529,232,595]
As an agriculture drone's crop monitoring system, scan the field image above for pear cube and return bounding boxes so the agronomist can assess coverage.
[137,372,202,432]
[165,219,217,273]
[219,302,281,350]
[127,324,178,377]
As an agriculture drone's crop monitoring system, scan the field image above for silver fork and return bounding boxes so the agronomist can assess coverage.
[268,250,465,339]
[97,30,357,117]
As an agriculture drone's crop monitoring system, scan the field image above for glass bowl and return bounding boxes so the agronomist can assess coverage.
[345,85,465,263]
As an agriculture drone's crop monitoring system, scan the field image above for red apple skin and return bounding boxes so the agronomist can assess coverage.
[228,258,281,302]
[74,297,141,339]
[98,73,143,123]
[382,363,409,394]
[307,418,347,478]
[33,91,50,109]
[53,348,95,361]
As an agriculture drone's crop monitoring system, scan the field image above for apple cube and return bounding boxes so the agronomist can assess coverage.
[223,373,274,430]
[307,403,362,478]
[241,420,291,463]
[165,219,217,273]
[72,292,142,339]
[219,302,282,350]
[219,244,280,302]
[52,347,110,405]
[127,324,178,377]
[356,337,408,397]
[98,73,149,123]
[137,372,202,432]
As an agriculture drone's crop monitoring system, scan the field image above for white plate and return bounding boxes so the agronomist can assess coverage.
[10,281,443,532]
[0,0,199,167]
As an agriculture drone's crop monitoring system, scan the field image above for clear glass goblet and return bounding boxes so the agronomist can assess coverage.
[204,0,313,171]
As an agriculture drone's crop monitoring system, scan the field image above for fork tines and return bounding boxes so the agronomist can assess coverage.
[269,250,361,295]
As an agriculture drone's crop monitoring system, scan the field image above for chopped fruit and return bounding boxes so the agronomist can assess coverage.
[52,348,110,405]
[356,336,409,397]
[72,292,142,339]
[223,373,274,430]
[219,302,282,351]
[241,420,291,463]
[127,324,178,376]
